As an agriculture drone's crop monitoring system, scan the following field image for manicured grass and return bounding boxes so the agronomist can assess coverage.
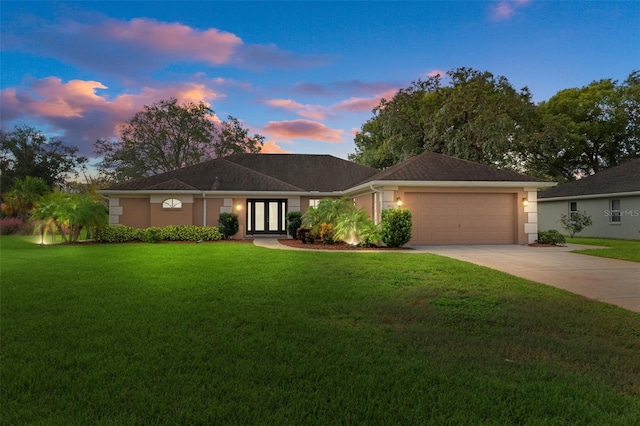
[2,236,639,424]
[568,237,640,262]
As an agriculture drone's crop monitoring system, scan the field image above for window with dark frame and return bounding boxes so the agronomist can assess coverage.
[569,201,578,221]
[610,199,621,223]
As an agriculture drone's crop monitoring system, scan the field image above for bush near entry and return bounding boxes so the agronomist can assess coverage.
[218,213,239,239]
[286,211,302,238]
[381,208,412,248]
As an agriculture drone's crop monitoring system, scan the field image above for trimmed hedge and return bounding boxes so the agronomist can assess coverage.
[95,225,222,243]
[381,208,412,248]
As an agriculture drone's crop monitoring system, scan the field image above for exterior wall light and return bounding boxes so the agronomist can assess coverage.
[236,204,243,211]
[522,197,529,207]
[396,197,403,207]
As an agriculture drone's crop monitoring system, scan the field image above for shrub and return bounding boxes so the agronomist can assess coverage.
[161,225,222,241]
[0,217,26,235]
[296,227,314,244]
[286,211,302,238]
[320,223,335,245]
[219,213,239,239]
[143,227,163,243]
[358,220,381,247]
[559,211,593,238]
[537,230,566,245]
[94,226,142,243]
[381,208,412,248]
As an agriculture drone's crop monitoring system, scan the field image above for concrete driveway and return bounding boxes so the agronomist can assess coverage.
[412,244,640,313]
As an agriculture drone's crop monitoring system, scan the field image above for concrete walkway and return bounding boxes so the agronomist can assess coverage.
[413,244,640,313]
[254,238,640,313]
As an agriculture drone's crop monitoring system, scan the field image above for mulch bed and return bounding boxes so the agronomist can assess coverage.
[277,239,411,251]
[528,243,565,247]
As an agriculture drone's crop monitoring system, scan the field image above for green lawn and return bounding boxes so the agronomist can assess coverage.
[568,237,640,262]
[2,236,639,425]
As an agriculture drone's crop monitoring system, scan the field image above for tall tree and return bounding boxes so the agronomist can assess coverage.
[350,68,537,171]
[95,98,264,182]
[0,126,87,192]
[215,115,264,157]
[528,72,640,181]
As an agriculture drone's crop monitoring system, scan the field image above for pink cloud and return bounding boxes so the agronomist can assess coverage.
[1,77,220,155]
[492,0,531,21]
[262,120,343,143]
[261,140,291,154]
[3,16,327,78]
[265,99,328,120]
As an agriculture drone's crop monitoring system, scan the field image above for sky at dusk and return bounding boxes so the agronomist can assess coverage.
[1,1,639,165]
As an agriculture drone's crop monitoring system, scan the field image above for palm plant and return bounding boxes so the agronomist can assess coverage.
[334,207,380,246]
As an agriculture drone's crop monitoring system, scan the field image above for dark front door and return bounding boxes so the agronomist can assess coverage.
[247,199,287,234]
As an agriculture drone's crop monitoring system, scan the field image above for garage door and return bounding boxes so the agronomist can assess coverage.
[404,193,516,245]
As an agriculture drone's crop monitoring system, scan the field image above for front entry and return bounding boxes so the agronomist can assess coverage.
[247,199,287,234]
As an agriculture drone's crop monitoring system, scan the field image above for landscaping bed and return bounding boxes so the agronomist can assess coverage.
[277,238,411,250]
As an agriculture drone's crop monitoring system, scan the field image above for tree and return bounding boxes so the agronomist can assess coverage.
[0,125,87,192]
[559,211,593,238]
[95,98,264,182]
[215,116,264,157]
[1,176,50,219]
[529,72,640,181]
[350,68,537,171]
[30,191,108,243]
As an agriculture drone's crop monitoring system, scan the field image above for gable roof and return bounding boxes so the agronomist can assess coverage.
[364,151,548,183]
[538,158,640,199]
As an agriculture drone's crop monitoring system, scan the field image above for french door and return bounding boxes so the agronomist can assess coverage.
[247,199,287,234]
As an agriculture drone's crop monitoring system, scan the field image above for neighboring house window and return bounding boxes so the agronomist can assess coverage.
[610,199,621,223]
[309,199,321,208]
[569,202,578,221]
[162,198,182,209]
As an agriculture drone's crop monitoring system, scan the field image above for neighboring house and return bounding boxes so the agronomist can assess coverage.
[99,151,555,245]
[538,158,640,240]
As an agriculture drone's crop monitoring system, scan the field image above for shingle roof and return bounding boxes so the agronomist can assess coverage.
[104,151,548,193]
[223,153,379,191]
[538,158,640,199]
[365,151,548,183]
[104,154,378,192]
[105,158,306,192]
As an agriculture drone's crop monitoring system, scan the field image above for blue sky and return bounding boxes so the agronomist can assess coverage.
[1,1,639,163]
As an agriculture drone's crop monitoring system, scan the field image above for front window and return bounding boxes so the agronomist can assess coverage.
[162,198,182,209]
[610,199,621,223]
[309,199,321,208]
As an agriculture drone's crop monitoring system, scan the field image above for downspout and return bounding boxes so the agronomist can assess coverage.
[370,185,383,224]
[202,193,207,227]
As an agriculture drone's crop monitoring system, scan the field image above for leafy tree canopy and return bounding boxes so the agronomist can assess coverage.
[349,67,536,171]
[94,98,264,182]
[350,68,639,182]
[0,125,87,192]
[528,71,640,181]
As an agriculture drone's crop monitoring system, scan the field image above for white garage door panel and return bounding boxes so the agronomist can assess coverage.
[405,193,515,245]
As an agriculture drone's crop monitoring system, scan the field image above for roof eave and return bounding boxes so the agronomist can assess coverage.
[98,189,342,197]
[345,180,557,194]
[538,190,640,202]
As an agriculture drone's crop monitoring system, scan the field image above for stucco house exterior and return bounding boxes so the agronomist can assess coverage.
[538,158,640,240]
[99,151,555,245]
